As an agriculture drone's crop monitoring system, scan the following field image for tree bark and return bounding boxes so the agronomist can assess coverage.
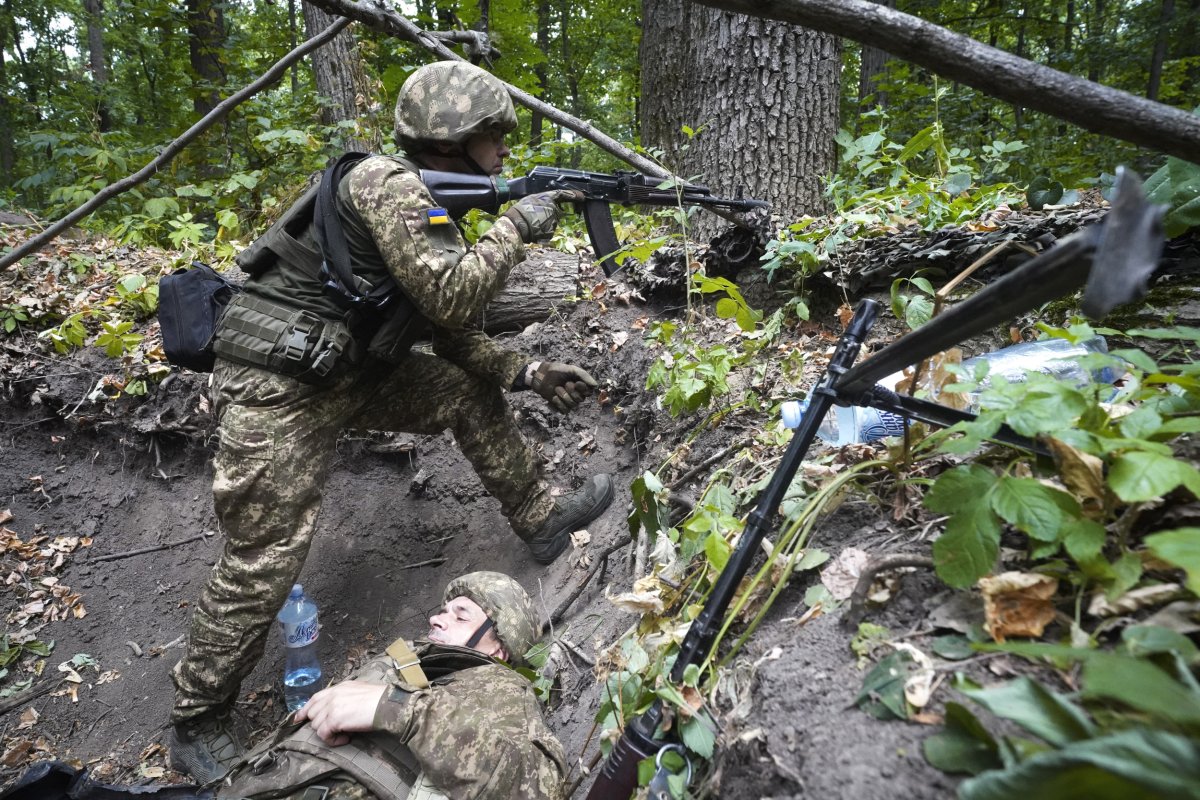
[479,250,580,333]
[82,0,111,131]
[0,18,12,185]
[1147,0,1175,101]
[690,0,1200,164]
[529,0,552,146]
[641,0,840,238]
[858,0,894,110]
[186,0,226,117]
[302,1,380,152]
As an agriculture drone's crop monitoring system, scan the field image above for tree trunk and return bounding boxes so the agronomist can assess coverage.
[82,0,111,131]
[559,0,583,169]
[186,0,226,117]
[640,0,840,238]
[0,27,11,185]
[1147,0,1175,101]
[529,0,551,146]
[690,0,1200,164]
[479,250,580,333]
[289,0,300,95]
[858,0,894,110]
[302,2,380,153]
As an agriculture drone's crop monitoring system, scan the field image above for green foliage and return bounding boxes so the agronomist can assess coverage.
[921,322,1200,592]
[924,626,1200,799]
[1144,155,1200,238]
[1,304,30,333]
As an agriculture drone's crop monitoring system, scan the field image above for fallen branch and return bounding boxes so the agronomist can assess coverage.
[0,675,67,717]
[550,534,634,625]
[694,0,1200,164]
[396,557,447,571]
[667,437,752,491]
[89,533,210,563]
[306,0,665,179]
[0,18,352,273]
[842,553,936,629]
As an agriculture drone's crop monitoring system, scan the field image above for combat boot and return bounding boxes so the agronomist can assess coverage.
[169,710,244,783]
[524,474,615,564]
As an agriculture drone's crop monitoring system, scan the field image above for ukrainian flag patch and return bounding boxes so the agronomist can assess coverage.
[426,207,451,225]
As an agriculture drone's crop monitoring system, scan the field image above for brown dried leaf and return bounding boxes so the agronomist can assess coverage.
[16,708,38,730]
[1045,437,1107,519]
[978,572,1059,642]
[0,509,11,525]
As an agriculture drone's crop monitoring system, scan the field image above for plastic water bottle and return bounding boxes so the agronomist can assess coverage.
[782,398,907,445]
[277,584,322,712]
[953,337,1116,410]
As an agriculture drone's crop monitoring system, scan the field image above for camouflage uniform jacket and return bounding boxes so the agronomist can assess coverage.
[247,154,529,388]
[222,643,566,800]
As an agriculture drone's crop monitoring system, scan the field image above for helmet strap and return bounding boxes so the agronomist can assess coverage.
[466,616,495,649]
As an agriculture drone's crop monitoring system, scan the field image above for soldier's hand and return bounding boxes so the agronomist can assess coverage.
[502,190,581,243]
[530,361,598,413]
[293,680,387,745]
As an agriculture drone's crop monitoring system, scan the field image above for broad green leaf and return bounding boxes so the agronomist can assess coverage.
[958,730,1200,800]
[961,676,1095,746]
[925,465,997,514]
[990,478,1079,542]
[1121,624,1200,662]
[1082,653,1200,728]
[795,549,830,571]
[1026,176,1064,211]
[703,531,731,571]
[930,634,976,661]
[932,503,1001,588]
[1062,519,1107,562]
[1144,528,1200,594]
[1109,551,1143,600]
[923,702,1001,775]
[855,650,912,720]
[679,715,716,758]
[1108,451,1200,502]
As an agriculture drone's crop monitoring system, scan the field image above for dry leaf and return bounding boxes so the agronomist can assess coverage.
[819,547,870,600]
[610,331,628,350]
[836,304,854,328]
[96,670,120,685]
[0,509,12,525]
[1087,583,1186,618]
[1045,437,1107,519]
[569,529,591,549]
[978,572,1059,642]
[605,586,665,614]
[1,740,34,768]
[17,708,38,730]
[893,643,935,708]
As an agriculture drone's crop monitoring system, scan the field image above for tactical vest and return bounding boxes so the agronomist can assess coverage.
[219,640,492,800]
[213,155,431,383]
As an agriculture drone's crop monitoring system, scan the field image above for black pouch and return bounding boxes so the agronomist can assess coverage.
[159,261,239,372]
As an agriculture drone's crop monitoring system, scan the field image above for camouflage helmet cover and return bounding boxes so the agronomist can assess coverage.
[394,61,517,150]
[443,571,541,666]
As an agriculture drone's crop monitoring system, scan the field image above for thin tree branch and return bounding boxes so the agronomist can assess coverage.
[0,18,352,273]
[305,0,667,179]
[693,0,1200,164]
[549,534,634,626]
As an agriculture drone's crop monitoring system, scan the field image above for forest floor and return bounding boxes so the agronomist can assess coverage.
[0,214,1195,800]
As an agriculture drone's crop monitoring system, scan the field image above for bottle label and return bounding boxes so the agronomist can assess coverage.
[283,615,318,647]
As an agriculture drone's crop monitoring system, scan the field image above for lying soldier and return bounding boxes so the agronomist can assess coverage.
[219,570,565,800]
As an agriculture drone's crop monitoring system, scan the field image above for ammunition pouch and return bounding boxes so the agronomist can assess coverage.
[212,294,357,384]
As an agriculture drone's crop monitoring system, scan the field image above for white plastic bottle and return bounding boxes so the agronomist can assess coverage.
[277,583,322,712]
[953,337,1116,409]
[782,398,906,445]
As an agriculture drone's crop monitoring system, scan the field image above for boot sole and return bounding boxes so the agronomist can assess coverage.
[530,475,616,565]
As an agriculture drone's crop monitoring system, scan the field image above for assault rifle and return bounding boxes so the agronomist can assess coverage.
[420,166,769,276]
[584,167,1166,799]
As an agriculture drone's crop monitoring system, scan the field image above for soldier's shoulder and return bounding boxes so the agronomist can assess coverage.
[344,155,427,206]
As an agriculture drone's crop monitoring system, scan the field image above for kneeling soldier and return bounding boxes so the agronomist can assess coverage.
[219,571,565,800]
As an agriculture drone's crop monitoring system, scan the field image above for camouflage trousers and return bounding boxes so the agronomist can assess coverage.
[170,355,554,723]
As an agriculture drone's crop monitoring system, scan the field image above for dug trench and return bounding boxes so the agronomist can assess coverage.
[0,245,1047,799]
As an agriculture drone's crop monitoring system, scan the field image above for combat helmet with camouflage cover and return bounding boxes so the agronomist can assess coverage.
[394,61,517,151]
[443,571,540,666]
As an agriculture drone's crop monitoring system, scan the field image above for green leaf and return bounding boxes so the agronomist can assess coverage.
[855,650,913,720]
[1121,624,1199,662]
[961,676,1095,746]
[990,477,1079,542]
[679,715,716,758]
[931,634,976,661]
[925,465,997,514]
[1145,528,1200,594]
[23,640,53,657]
[933,502,1002,588]
[899,125,937,163]
[1062,519,1107,563]
[923,702,1001,775]
[1108,451,1200,503]
[904,293,934,330]
[1026,176,1064,211]
[703,531,731,571]
[1082,653,1200,728]
[958,730,1200,800]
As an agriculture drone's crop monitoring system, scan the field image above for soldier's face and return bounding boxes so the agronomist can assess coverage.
[428,595,505,659]
[463,129,510,175]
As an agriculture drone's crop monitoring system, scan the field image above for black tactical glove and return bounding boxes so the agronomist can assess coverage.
[502,190,581,243]
[527,361,598,413]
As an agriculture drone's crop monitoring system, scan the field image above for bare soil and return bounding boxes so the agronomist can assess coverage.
[9,233,1141,799]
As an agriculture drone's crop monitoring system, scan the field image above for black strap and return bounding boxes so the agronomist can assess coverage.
[465,617,495,649]
[314,152,393,309]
